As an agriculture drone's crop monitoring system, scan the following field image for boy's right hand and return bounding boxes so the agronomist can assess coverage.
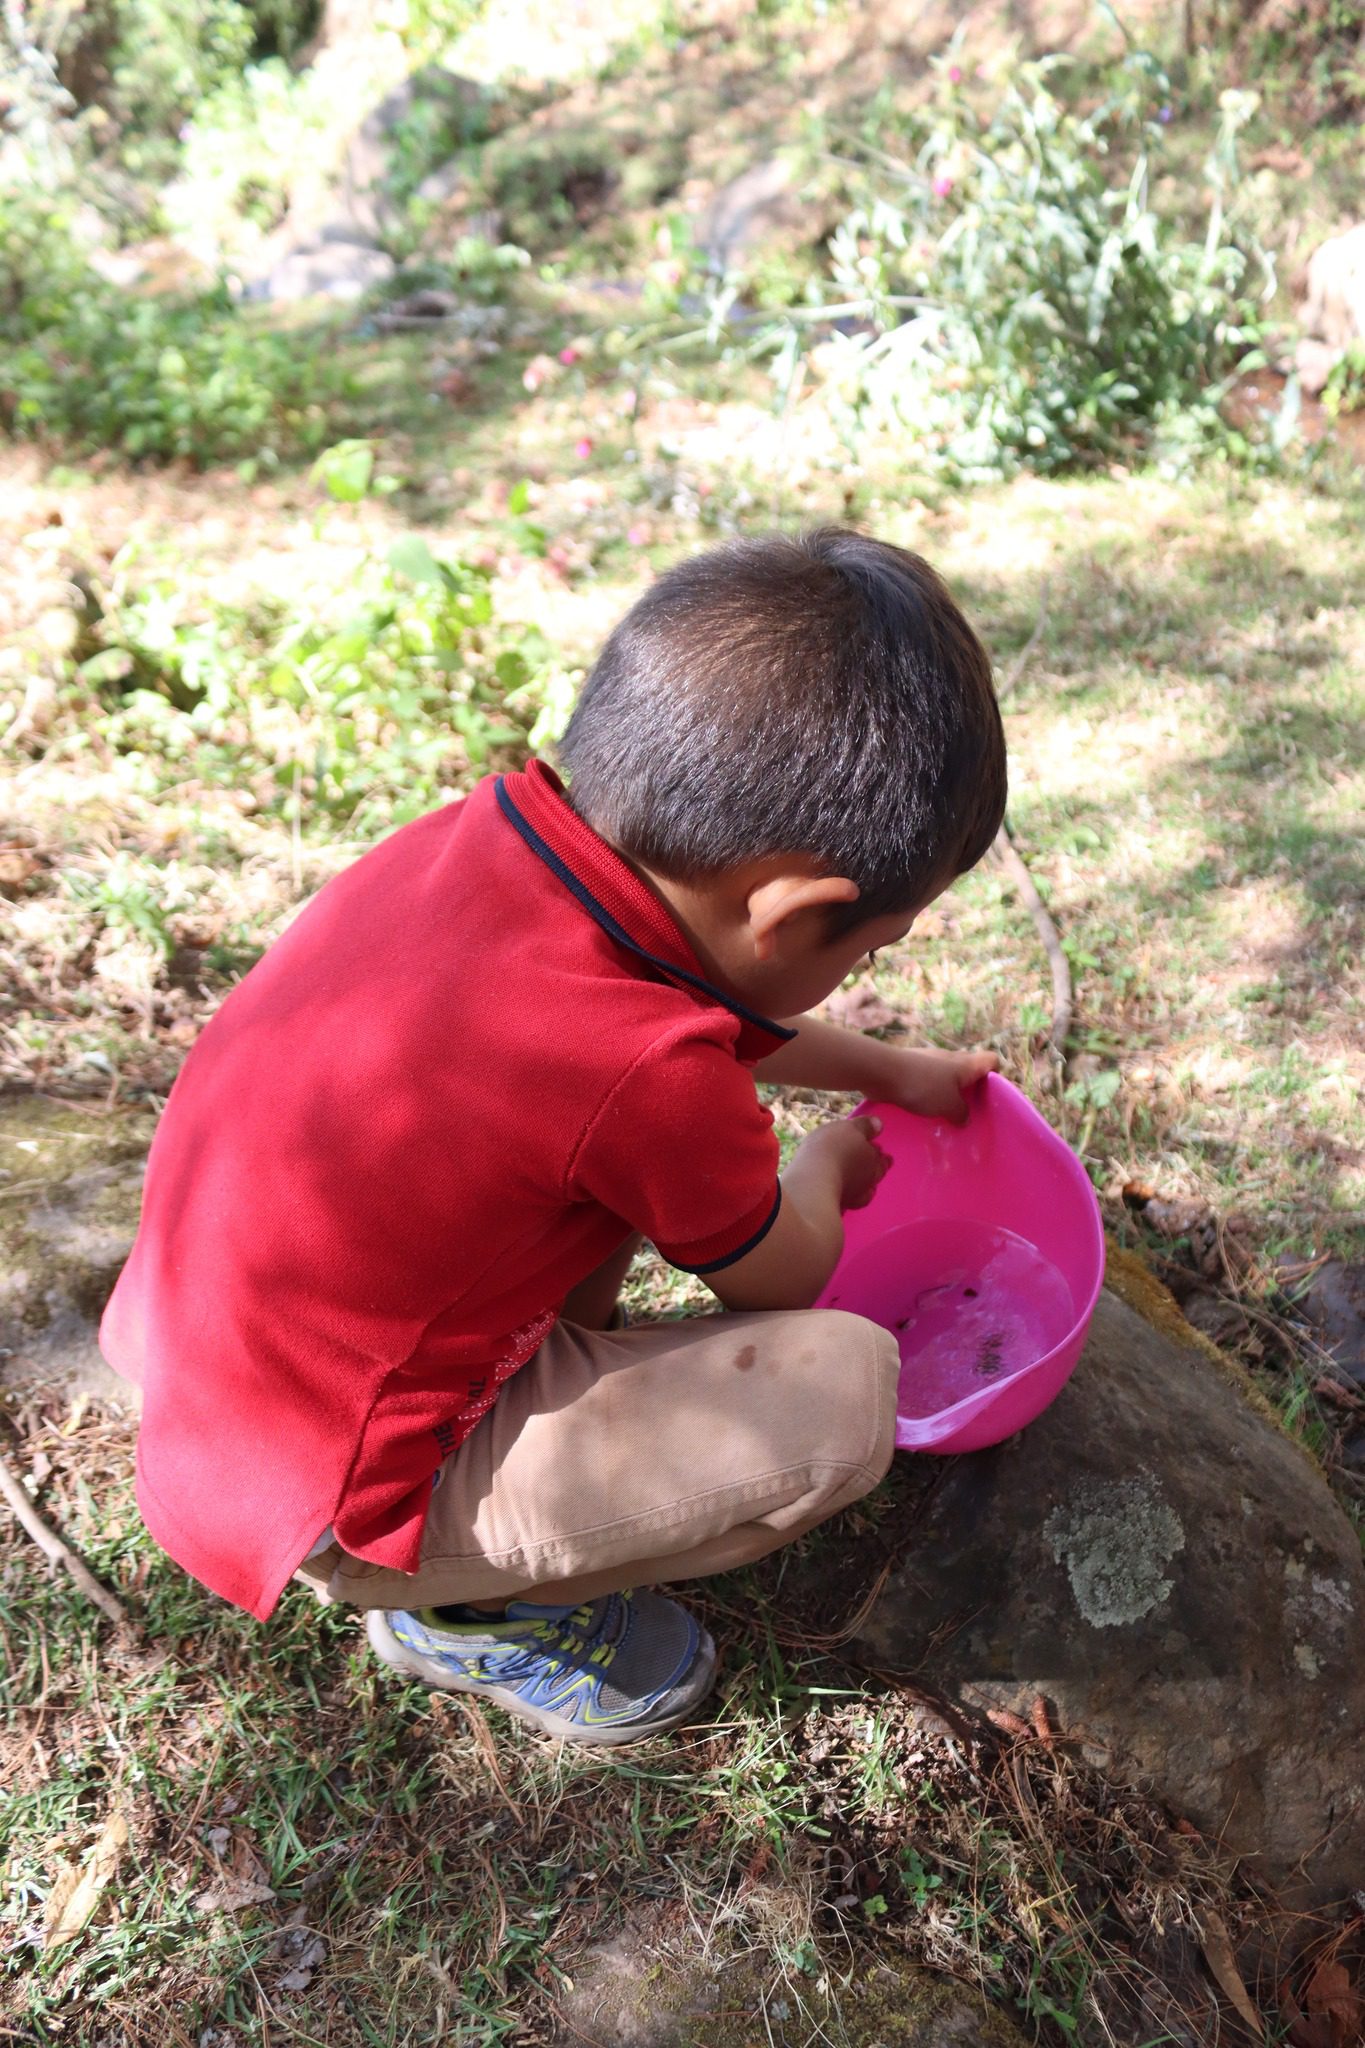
[789,1115,890,1212]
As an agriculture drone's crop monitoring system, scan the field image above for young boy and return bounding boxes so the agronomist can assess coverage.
[100,529,1006,1746]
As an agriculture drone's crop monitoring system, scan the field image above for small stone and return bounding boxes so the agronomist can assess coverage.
[251,243,396,305]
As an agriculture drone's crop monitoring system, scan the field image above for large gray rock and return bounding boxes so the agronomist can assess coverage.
[1301,224,1365,352]
[338,66,490,245]
[240,65,487,303]
[837,1266,1365,1905]
[696,157,797,273]
[247,237,396,305]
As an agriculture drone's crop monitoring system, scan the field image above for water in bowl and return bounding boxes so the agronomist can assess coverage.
[827,1218,1076,1420]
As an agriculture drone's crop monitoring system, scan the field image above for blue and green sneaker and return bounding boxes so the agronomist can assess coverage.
[366,1589,716,1745]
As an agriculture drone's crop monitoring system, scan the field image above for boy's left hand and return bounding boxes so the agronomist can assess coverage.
[877,1046,999,1125]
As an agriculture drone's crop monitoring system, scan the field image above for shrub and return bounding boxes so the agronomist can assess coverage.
[677,48,1277,478]
[1323,339,1365,419]
[0,193,351,465]
[168,58,333,244]
[57,0,256,174]
[78,506,577,835]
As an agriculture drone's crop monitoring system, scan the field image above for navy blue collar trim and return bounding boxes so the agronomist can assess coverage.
[668,1186,784,1276]
[495,776,796,1043]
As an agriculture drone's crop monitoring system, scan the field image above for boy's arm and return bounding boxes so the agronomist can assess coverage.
[754,1015,997,1126]
[705,1115,888,1313]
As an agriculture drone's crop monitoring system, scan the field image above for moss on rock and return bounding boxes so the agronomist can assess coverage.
[0,1094,152,1391]
[1104,1240,1307,1452]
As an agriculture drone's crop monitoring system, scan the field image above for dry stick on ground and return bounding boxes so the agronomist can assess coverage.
[993,831,1073,1059]
[0,1449,135,1634]
[992,582,1073,1063]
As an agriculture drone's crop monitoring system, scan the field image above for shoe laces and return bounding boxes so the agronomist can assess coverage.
[523,1593,631,1676]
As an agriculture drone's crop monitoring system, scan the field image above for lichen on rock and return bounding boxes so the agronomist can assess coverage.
[1044,1475,1185,1629]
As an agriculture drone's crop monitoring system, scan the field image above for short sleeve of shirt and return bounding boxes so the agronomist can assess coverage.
[570,1026,782,1274]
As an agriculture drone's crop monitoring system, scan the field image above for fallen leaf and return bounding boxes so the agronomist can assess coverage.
[59,1393,91,1438]
[1279,1973,1332,2048]
[0,847,40,893]
[1286,2012,1337,2048]
[1250,144,1310,175]
[824,978,901,1033]
[278,1934,325,1993]
[229,1832,271,1887]
[44,1810,130,1947]
[1313,1376,1365,1413]
[1305,1957,1364,2048]
[1197,1908,1263,2036]
[194,1876,276,1914]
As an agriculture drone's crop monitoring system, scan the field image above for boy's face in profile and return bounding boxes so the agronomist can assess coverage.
[748,901,926,1020]
[648,854,952,1026]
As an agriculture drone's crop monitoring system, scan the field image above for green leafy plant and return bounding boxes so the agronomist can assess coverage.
[168,56,332,247]
[57,0,257,175]
[1323,339,1365,421]
[0,194,352,463]
[900,1847,945,1909]
[821,63,1272,475]
[64,855,179,958]
[80,517,572,836]
[311,438,377,502]
[669,45,1276,477]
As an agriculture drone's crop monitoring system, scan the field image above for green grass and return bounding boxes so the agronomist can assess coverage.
[1,1418,1251,2045]
[4,2,1365,2036]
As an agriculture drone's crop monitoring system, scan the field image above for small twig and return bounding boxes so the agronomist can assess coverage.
[996,579,1051,703]
[990,581,1072,1062]
[0,1450,134,1634]
[995,824,1073,1058]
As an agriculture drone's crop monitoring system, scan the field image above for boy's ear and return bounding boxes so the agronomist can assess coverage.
[746,872,860,962]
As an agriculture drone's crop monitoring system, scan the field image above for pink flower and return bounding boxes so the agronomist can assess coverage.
[627,522,650,545]
[948,64,962,83]
[575,437,594,458]
[932,174,954,198]
[558,345,579,366]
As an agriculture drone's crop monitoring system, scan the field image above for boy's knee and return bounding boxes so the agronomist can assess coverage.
[792,1307,900,1490]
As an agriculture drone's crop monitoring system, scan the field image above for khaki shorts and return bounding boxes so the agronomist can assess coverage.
[296,1308,899,1611]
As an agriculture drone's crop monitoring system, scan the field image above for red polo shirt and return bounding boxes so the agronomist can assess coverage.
[100,764,790,1618]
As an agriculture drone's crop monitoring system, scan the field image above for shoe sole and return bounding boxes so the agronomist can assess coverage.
[365,1607,717,1746]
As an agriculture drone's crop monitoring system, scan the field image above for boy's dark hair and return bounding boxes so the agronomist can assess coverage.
[557,529,1006,933]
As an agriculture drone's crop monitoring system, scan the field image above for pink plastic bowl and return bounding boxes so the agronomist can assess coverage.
[815,1073,1104,1453]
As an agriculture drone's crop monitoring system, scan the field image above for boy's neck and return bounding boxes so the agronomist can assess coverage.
[621,856,754,1006]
